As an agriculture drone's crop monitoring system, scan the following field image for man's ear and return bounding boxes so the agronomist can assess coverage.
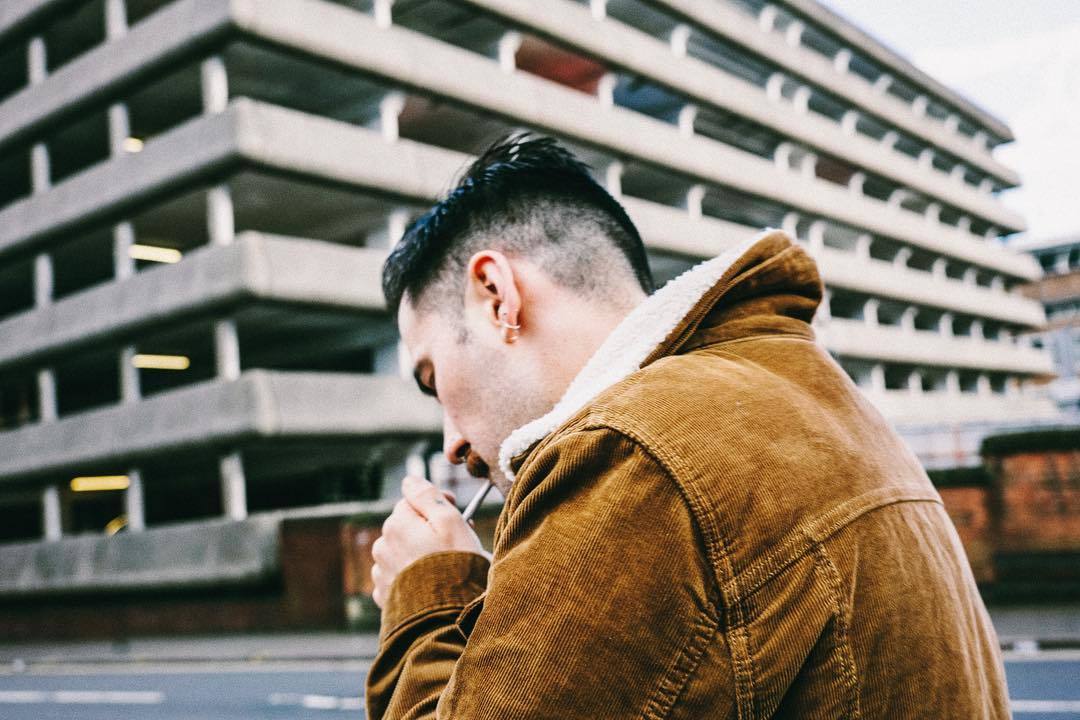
[466,250,522,332]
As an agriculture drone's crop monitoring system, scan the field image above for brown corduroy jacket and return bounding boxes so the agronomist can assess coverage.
[365,229,1011,719]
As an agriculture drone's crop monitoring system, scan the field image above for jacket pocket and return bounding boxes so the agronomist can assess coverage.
[455,591,486,638]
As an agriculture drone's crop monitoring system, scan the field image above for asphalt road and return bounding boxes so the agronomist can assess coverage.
[0,656,1076,718]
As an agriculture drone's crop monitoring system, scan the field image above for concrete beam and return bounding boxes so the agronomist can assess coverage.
[453,0,1023,227]
[0,514,280,596]
[0,232,389,373]
[0,370,442,484]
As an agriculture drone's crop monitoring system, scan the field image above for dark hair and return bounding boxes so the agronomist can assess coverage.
[381,133,654,318]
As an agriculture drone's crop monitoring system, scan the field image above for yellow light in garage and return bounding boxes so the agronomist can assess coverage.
[129,244,182,263]
[132,354,190,371]
[70,475,130,492]
[122,136,144,153]
[105,515,129,536]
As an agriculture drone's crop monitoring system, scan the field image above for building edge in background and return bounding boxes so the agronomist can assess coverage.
[0,0,1066,637]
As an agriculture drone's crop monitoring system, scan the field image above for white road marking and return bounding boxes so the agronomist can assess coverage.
[0,690,164,704]
[269,692,364,711]
[1012,699,1080,713]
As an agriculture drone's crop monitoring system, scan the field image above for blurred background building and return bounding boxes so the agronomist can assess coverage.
[0,0,1070,636]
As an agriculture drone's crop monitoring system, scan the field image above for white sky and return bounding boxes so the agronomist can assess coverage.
[817,0,1080,243]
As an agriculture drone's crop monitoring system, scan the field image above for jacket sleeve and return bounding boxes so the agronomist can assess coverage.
[365,427,726,719]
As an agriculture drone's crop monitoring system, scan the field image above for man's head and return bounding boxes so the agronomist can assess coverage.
[382,133,654,491]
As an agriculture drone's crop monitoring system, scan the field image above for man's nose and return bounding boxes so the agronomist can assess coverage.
[443,416,470,465]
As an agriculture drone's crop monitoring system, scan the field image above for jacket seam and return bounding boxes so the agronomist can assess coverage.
[727,492,942,602]
[812,543,863,719]
[583,420,757,720]
[684,330,814,354]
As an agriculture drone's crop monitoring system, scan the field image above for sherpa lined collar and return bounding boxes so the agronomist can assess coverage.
[497,227,812,483]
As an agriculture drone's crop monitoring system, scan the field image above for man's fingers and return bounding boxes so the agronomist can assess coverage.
[402,475,458,520]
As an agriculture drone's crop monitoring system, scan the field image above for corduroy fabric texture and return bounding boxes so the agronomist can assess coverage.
[365,230,1010,719]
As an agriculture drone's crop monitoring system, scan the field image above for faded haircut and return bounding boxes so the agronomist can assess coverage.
[381,133,655,324]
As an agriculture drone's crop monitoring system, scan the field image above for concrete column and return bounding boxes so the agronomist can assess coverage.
[765,72,785,102]
[369,91,406,141]
[120,345,140,404]
[30,144,50,193]
[366,207,411,248]
[793,85,811,115]
[847,171,865,195]
[597,72,618,108]
[113,221,136,280]
[870,363,886,393]
[962,267,978,286]
[125,468,145,532]
[28,36,47,84]
[950,164,966,183]
[892,246,911,269]
[37,369,57,422]
[912,95,928,117]
[683,184,705,219]
[105,0,127,38]
[863,298,879,327]
[677,104,697,138]
[887,188,910,210]
[938,312,954,337]
[758,5,778,32]
[590,0,606,20]
[405,441,429,480]
[799,151,817,179]
[957,215,972,233]
[971,319,984,341]
[669,24,690,58]
[200,56,229,114]
[925,202,941,223]
[840,109,859,135]
[807,220,825,253]
[33,253,53,307]
[907,370,922,395]
[773,141,794,171]
[983,225,999,241]
[782,211,800,238]
[945,114,960,133]
[220,451,247,520]
[42,485,62,541]
[918,147,934,169]
[108,102,132,156]
[496,31,521,73]
[881,130,899,150]
[818,289,832,322]
[784,19,804,47]
[931,257,948,279]
[976,374,991,396]
[973,130,989,151]
[214,319,241,380]
[945,370,960,395]
[873,73,893,94]
[854,234,872,260]
[207,184,234,246]
[900,306,917,333]
[602,160,623,197]
[978,178,994,196]
[373,0,394,28]
[833,48,852,73]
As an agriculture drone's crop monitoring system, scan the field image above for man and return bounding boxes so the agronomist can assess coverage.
[365,134,1010,718]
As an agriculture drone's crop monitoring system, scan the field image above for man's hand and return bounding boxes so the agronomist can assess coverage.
[371,475,489,608]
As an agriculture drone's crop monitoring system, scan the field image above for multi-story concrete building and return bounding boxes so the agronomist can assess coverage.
[0,0,1057,628]
[1017,235,1080,417]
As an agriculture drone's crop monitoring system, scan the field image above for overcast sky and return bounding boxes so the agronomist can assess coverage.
[818,0,1080,243]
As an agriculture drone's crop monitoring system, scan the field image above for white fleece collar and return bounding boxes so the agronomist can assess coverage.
[497,228,774,483]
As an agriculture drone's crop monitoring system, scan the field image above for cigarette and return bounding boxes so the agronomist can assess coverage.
[461,479,494,522]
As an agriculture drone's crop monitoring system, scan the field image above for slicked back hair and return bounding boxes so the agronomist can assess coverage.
[381,133,655,326]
